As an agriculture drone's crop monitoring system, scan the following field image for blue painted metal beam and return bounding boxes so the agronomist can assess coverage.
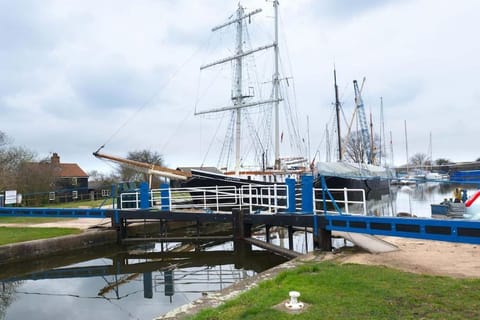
[324,214,480,245]
[0,207,107,219]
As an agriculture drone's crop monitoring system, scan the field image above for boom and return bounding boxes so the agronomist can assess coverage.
[93,151,191,181]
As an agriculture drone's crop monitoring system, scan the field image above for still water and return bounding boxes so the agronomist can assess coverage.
[1,182,478,320]
[364,182,480,219]
[0,241,287,320]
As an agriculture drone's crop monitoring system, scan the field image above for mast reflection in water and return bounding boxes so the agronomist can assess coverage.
[0,241,287,320]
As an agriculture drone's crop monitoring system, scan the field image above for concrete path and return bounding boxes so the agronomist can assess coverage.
[334,231,399,253]
[0,218,111,230]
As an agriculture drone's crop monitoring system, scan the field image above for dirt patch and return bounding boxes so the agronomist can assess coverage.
[334,236,480,278]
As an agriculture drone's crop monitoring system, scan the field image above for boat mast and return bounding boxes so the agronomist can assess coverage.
[273,0,281,170]
[404,120,409,174]
[195,3,282,175]
[334,68,342,161]
[234,6,244,175]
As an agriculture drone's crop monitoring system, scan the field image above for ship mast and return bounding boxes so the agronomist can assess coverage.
[195,2,282,175]
[273,0,281,170]
[334,68,342,161]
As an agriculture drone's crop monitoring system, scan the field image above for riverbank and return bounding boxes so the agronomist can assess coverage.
[158,236,480,319]
[2,218,480,318]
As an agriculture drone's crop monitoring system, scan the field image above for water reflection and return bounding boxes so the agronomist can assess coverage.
[0,241,287,320]
[362,182,479,218]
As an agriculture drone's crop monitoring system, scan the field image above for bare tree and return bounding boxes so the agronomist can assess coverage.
[435,158,451,165]
[409,153,430,169]
[118,149,165,188]
[342,131,382,165]
[0,132,36,191]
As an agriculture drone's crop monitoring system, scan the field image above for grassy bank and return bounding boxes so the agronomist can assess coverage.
[0,226,82,245]
[0,200,102,244]
[190,261,480,320]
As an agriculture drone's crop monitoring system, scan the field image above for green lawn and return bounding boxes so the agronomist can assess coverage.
[0,226,81,245]
[46,199,110,208]
[0,199,106,244]
[0,217,74,224]
[189,261,480,320]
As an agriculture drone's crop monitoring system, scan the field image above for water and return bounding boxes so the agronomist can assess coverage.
[364,182,479,218]
[1,182,478,319]
[0,241,287,320]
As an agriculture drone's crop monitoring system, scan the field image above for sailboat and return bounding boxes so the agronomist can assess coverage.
[313,71,393,200]
[175,1,309,189]
[94,1,308,199]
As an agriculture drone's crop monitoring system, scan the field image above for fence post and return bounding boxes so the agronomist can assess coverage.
[160,183,170,211]
[140,182,150,209]
[285,178,296,213]
[301,175,313,214]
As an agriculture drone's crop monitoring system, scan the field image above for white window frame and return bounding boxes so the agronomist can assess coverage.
[72,190,78,199]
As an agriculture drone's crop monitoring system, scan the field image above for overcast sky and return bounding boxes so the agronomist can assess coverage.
[1,0,479,174]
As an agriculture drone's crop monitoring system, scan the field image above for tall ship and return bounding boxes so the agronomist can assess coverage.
[172,1,310,189]
[314,71,393,200]
[94,1,309,193]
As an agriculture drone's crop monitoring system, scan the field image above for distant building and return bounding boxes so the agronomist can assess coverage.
[22,153,90,204]
[49,153,89,201]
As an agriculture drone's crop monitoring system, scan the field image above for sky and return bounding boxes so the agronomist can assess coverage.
[1,0,479,175]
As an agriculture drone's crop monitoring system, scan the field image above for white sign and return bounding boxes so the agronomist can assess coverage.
[5,190,17,205]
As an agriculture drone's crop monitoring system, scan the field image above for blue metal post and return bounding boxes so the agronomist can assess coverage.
[160,183,170,211]
[139,182,150,209]
[301,175,313,214]
[285,178,296,213]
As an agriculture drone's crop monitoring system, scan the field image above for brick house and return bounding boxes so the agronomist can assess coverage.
[49,153,89,201]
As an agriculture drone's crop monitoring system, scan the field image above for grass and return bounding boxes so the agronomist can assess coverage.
[0,217,71,224]
[0,226,82,245]
[189,261,480,320]
[0,200,102,243]
[46,199,110,208]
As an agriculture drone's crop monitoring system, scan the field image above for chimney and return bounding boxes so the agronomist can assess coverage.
[51,153,60,165]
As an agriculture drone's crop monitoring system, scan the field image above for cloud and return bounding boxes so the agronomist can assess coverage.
[1,0,480,175]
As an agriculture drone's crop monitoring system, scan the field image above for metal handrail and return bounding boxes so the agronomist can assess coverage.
[313,187,367,215]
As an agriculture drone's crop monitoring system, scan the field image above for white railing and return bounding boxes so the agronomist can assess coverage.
[123,184,290,213]
[239,184,288,214]
[313,187,367,215]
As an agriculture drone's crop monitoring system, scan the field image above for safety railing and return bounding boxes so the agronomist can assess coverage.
[154,185,240,212]
[313,187,367,215]
[118,184,289,213]
[239,184,288,214]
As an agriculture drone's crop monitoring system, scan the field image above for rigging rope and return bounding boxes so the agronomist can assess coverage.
[98,33,213,151]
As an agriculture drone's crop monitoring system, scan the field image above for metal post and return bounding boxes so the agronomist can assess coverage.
[301,175,313,213]
[140,182,150,209]
[344,187,349,214]
[288,225,294,250]
[160,183,170,211]
[143,272,153,299]
[285,178,296,213]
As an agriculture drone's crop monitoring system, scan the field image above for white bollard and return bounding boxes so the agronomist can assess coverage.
[285,291,304,310]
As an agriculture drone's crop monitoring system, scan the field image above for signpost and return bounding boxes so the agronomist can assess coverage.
[5,190,17,205]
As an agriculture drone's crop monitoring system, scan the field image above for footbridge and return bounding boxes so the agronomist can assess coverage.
[1,176,480,250]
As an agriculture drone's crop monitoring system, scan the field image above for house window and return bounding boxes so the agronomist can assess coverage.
[72,191,78,199]
[101,189,111,197]
[49,192,55,201]
[71,177,78,186]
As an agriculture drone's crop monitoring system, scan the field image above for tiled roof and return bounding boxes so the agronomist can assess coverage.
[26,162,89,178]
[57,163,88,178]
